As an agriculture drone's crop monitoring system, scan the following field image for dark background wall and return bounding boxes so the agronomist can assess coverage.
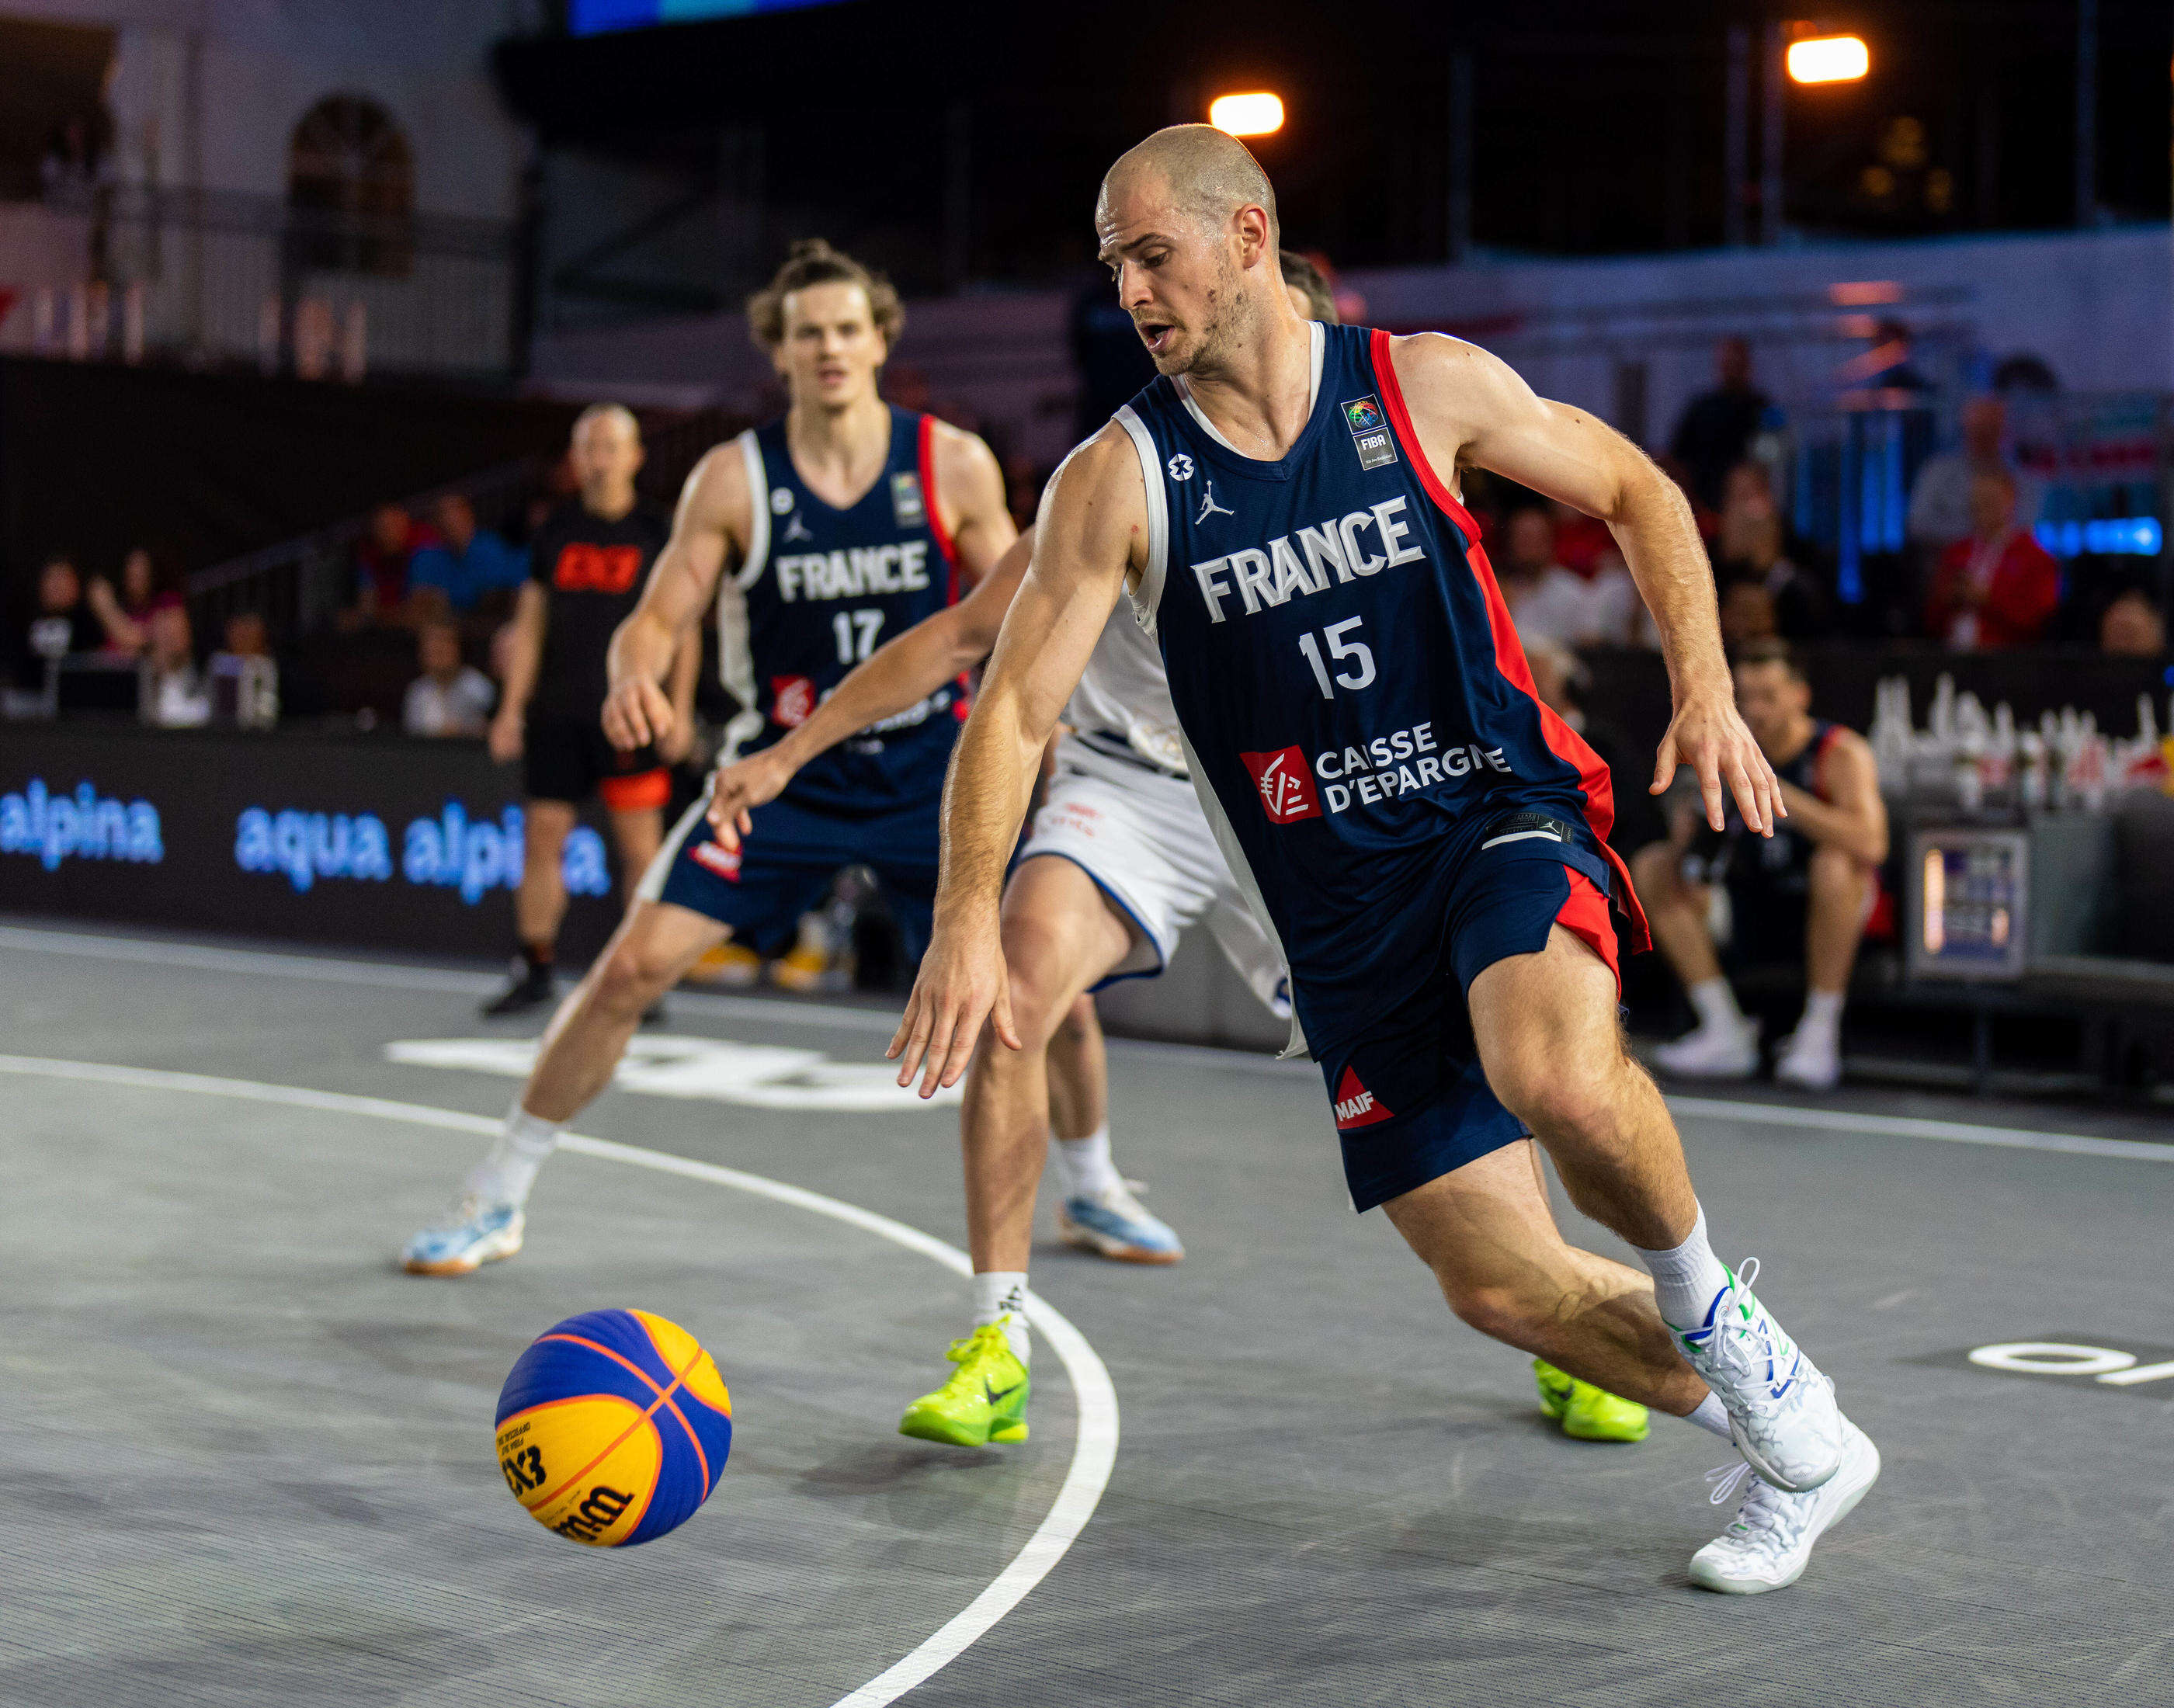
[0,357,582,611]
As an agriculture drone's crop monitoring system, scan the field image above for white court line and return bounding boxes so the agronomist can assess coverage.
[1665,1094,2174,1165]
[5,922,2169,1161]
[0,1054,1119,1708]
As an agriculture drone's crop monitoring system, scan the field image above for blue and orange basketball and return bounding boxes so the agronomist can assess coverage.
[494,1308,732,1547]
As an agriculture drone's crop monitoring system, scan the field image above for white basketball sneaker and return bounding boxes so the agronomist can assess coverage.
[1652,1018,1759,1079]
[1674,1258,1843,1493]
[401,1196,523,1276]
[1690,1416,1880,1594]
[1774,1026,1842,1090]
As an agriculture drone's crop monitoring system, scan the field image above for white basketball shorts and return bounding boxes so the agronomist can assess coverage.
[1019,735,1289,1015]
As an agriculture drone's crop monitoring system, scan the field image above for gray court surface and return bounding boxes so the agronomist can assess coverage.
[2,921,2169,1708]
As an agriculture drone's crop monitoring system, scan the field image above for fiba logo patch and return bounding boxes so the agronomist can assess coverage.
[1342,394,1398,470]
[770,675,816,727]
[1240,746,1322,824]
[1165,453,1195,481]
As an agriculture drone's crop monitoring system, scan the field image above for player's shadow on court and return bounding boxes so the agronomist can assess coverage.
[797,1439,1025,1496]
[326,1320,533,1389]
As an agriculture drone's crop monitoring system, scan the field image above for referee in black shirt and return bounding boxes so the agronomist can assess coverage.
[482,404,696,1016]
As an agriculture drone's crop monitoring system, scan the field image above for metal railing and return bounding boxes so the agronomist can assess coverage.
[1789,391,2172,613]
[185,406,744,637]
[5,185,519,379]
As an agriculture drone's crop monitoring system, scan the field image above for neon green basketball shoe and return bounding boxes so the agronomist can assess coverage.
[898,1319,1030,1447]
[1533,1357,1651,1442]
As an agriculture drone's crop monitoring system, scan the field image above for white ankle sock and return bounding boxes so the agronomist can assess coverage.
[466,1102,562,1206]
[1688,977,1745,1033]
[971,1271,1030,1363]
[1631,1205,1732,1331]
[1686,1392,1733,1440]
[1797,989,1845,1043]
[1054,1124,1122,1201]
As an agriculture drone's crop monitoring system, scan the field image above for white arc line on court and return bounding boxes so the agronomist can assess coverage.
[0,1054,1119,1708]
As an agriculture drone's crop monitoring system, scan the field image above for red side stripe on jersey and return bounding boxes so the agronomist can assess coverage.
[916,412,960,597]
[915,411,973,718]
[1367,327,1651,953]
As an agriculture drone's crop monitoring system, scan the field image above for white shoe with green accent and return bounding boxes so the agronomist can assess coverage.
[1690,1416,1880,1593]
[1673,1258,1843,1494]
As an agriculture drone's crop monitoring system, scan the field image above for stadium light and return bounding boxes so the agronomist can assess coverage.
[1209,92,1284,137]
[1787,34,1869,85]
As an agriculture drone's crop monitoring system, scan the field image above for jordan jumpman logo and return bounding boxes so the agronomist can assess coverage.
[1196,480,1234,524]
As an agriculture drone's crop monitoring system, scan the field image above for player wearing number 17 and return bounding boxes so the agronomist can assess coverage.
[894,128,1878,1592]
[398,239,1015,1278]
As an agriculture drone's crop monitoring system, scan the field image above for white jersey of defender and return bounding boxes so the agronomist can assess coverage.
[1026,606,1290,1019]
[1062,595,1189,775]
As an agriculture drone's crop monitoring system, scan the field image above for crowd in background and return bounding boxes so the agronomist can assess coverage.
[9,329,2169,739]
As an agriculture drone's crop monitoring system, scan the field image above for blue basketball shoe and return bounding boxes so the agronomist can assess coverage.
[1057,1180,1183,1265]
[402,1196,524,1276]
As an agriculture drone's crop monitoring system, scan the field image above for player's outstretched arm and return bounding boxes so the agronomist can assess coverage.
[706,529,1037,847]
[1390,333,1781,836]
[602,444,744,752]
[889,437,1141,1097]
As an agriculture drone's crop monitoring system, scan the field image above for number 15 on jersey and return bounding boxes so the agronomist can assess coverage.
[1297,616,1376,699]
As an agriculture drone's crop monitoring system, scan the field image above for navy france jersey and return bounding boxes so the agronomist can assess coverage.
[1117,320,1648,1056]
[717,407,966,817]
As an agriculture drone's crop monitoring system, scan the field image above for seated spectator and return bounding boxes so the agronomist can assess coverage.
[1907,396,2041,558]
[86,547,165,658]
[349,502,422,621]
[2100,586,2166,658]
[140,602,209,727]
[16,557,102,691]
[407,495,526,616]
[1547,498,1619,580]
[1924,470,2061,649]
[1670,335,1773,511]
[1634,639,1888,1091]
[1717,573,1779,649]
[404,619,496,737]
[1498,505,1640,647]
[1714,462,1827,639]
[208,609,280,726]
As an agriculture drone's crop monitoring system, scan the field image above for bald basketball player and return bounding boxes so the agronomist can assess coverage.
[891,127,1878,1594]
[705,252,1648,1449]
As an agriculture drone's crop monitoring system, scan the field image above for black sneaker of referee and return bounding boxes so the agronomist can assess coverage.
[481,949,557,1018]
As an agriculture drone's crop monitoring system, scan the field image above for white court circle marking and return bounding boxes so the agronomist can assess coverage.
[0,1054,1118,1708]
[1967,1342,2138,1377]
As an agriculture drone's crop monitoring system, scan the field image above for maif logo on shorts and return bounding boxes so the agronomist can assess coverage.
[691,840,741,881]
[1240,746,1321,824]
[1332,1066,1394,1130]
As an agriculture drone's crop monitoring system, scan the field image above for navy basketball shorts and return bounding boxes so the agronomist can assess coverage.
[642,790,940,961]
[1316,836,1624,1213]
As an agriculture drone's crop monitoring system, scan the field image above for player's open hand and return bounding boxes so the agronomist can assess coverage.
[703,750,794,850]
[487,709,523,764]
[1651,682,1784,835]
[602,676,674,753]
[887,909,1019,1099]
